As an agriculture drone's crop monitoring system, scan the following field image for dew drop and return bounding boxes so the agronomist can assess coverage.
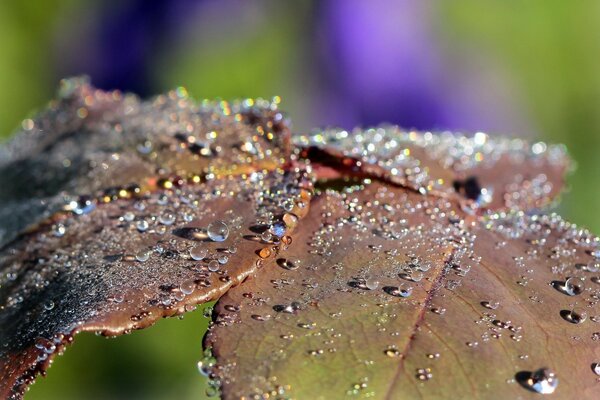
[269,221,286,238]
[136,220,149,232]
[208,260,220,272]
[481,300,500,310]
[180,280,195,295]
[365,277,379,290]
[561,308,587,324]
[207,221,229,242]
[43,300,55,311]
[518,368,558,394]
[277,258,299,270]
[416,368,432,381]
[158,209,176,225]
[52,224,66,237]
[135,250,151,263]
[190,246,208,261]
[384,348,400,357]
[384,285,412,298]
[564,277,584,296]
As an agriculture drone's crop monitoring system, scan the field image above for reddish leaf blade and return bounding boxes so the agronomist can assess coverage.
[206,182,600,399]
[0,167,312,399]
[296,127,569,212]
[0,77,290,248]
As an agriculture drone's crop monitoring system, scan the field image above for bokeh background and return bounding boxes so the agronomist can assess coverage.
[2,1,600,399]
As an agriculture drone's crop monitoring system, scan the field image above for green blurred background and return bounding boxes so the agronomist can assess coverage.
[1,1,599,398]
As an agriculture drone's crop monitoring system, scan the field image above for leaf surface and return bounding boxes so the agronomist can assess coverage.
[206,182,600,399]
[0,78,290,248]
[0,78,307,399]
[296,127,570,212]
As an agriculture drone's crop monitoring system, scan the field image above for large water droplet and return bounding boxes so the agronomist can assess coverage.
[190,246,208,261]
[136,220,149,232]
[158,209,176,225]
[135,249,151,263]
[564,277,584,295]
[518,368,558,394]
[207,221,229,242]
[561,308,587,324]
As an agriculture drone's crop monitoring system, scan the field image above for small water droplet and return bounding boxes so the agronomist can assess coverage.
[158,209,176,225]
[481,300,500,310]
[190,246,208,261]
[207,221,229,242]
[44,300,55,310]
[135,249,151,263]
[180,280,195,295]
[52,224,66,237]
[561,308,587,324]
[384,285,412,298]
[592,363,600,376]
[384,348,400,357]
[416,368,432,381]
[136,220,149,232]
[277,258,299,270]
[517,368,558,394]
[564,277,584,295]
[208,260,220,272]
[269,222,286,238]
[365,277,379,290]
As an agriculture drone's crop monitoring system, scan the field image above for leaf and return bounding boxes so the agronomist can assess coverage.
[1,78,597,400]
[0,78,308,399]
[205,181,600,399]
[295,127,570,212]
[0,77,290,248]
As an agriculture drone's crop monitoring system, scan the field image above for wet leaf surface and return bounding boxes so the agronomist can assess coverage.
[0,78,290,248]
[295,127,569,212]
[1,78,597,399]
[0,167,312,398]
[206,182,600,399]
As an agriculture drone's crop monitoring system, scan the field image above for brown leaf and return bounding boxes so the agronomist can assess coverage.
[206,181,600,399]
[296,127,570,212]
[0,167,312,398]
[0,77,290,248]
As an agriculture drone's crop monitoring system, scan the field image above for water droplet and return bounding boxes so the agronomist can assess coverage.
[481,300,500,310]
[416,368,432,381]
[190,246,208,261]
[217,254,229,265]
[52,224,66,237]
[135,250,151,263]
[180,280,195,295]
[592,363,600,376]
[261,231,273,243]
[68,196,96,215]
[158,209,176,225]
[207,221,229,242]
[384,285,412,298]
[561,308,587,324]
[517,368,558,394]
[136,220,149,232]
[384,348,400,357]
[564,277,584,295]
[44,300,55,310]
[208,260,220,272]
[258,247,272,259]
[282,213,299,228]
[269,222,286,238]
[365,277,379,290]
[277,258,299,270]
